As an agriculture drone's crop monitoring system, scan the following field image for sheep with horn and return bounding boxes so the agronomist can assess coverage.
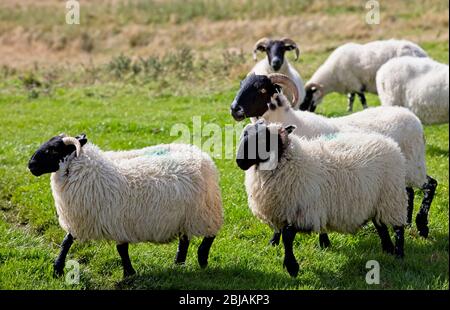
[249,37,305,110]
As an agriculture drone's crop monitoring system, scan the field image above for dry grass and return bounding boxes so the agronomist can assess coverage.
[0,0,448,70]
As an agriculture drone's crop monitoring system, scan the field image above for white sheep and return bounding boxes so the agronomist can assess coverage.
[230,73,437,245]
[28,134,223,278]
[250,37,306,109]
[301,39,428,112]
[376,56,449,124]
[236,121,408,277]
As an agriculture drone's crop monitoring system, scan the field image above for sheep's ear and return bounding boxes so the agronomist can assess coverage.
[284,125,296,135]
[75,133,88,146]
[255,45,266,52]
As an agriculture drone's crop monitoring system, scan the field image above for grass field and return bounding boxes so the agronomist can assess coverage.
[0,0,448,290]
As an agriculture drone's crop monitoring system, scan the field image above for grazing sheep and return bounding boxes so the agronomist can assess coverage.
[250,37,305,109]
[230,73,437,245]
[236,121,408,277]
[300,39,428,112]
[376,56,449,124]
[28,134,223,278]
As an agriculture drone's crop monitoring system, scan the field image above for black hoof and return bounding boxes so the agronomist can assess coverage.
[123,268,136,278]
[319,234,331,249]
[53,267,64,278]
[198,251,208,269]
[283,259,299,278]
[53,261,65,278]
[269,232,281,246]
[382,243,395,255]
[319,240,331,249]
[418,226,429,238]
[198,259,208,269]
[269,238,280,246]
[416,213,429,238]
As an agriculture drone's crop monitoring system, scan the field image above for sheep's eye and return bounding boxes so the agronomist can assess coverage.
[45,149,58,155]
[260,88,267,94]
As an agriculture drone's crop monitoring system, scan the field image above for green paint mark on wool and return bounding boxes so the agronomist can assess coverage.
[322,133,338,141]
[144,148,169,157]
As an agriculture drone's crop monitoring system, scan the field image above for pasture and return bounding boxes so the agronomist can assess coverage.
[0,0,448,289]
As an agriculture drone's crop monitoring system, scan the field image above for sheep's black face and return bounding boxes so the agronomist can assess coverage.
[28,134,87,176]
[300,87,320,112]
[300,87,315,111]
[265,41,288,71]
[256,40,297,71]
[230,74,280,121]
[236,122,283,171]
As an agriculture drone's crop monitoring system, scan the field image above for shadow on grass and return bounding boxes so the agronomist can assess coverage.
[305,230,449,289]
[110,229,448,290]
[427,144,449,158]
[115,266,295,290]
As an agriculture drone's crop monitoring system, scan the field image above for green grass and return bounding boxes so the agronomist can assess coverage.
[0,73,448,289]
[0,8,448,288]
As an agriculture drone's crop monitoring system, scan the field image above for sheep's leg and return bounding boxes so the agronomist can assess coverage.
[319,233,331,248]
[54,233,74,278]
[347,93,355,112]
[198,236,215,268]
[282,225,299,277]
[372,220,394,254]
[269,231,281,246]
[357,92,368,109]
[393,226,405,259]
[174,234,190,265]
[416,175,438,238]
[116,243,136,278]
[406,187,415,225]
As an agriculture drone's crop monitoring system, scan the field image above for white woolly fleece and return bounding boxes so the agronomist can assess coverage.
[307,39,427,96]
[245,124,408,233]
[51,143,223,243]
[262,94,427,187]
[249,57,306,109]
[376,56,449,125]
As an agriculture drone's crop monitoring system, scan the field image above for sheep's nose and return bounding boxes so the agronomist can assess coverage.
[271,58,282,71]
[28,160,36,170]
[28,160,43,176]
[230,101,246,121]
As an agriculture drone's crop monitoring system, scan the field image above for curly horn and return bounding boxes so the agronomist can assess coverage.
[281,37,300,61]
[253,37,270,61]
[305,82,324,94]
[62,137,82,157]
[268,73,299,106]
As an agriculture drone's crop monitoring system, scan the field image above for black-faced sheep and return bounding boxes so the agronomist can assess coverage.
[230,74,437,245]
[28,134,223,278]
[250,37,305,109]
[236,121,407,277]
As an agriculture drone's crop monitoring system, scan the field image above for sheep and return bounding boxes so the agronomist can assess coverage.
[300,39,428,112]
[230,73,437,246]
[249,37,306,109]
[28,134,223,278]
[236,121,408,277]
[376,56,449,124]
